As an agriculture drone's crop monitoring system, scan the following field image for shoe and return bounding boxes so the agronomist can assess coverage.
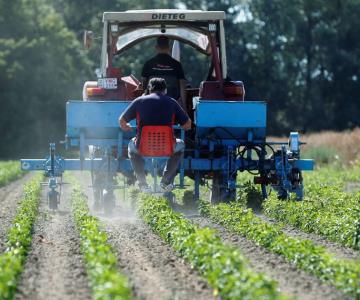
[139,184,152,194]
[125,173,137,186]
[158,182,174,193]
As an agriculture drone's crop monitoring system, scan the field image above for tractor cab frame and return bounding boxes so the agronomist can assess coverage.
[83,10,245,109]
[100,10,228,80]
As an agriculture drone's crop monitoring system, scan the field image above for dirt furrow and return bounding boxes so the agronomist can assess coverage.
[14,183,92,300]
[257,213,360,261]
[106,217,213,300]
[78,172,214,300]
[189,215,351,300]
[0,173,33,253]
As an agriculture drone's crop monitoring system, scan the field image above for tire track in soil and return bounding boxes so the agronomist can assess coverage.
[78,172,215,300]
[188,215,351,300]
[0,173,33,253]
[256,213,360,261]
[14,182,92,300]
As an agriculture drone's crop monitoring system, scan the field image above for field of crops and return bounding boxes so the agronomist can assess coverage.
[0,161,24,188]
[0,161,359,300]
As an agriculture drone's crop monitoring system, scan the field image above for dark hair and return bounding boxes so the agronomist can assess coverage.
[148,77,167,92]
[156,36,169,49]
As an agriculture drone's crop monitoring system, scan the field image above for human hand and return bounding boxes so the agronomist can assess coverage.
[119,117,133,132]
[181,119,192,131]
[122,123,133,132]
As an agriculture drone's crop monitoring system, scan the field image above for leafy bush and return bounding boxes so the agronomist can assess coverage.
[70,182,133,300]
[138,193,286,300]
[0,174,42,299]
[0,161,24,187]
[201,200,360,297]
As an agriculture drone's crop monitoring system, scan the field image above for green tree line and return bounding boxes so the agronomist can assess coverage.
[0,0,359,158]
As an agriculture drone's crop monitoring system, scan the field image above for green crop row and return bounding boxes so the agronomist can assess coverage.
[303,164,360,190]
[304,179,359,210]
[200,200,360,297]
[0,161,24,187]
[0,173,42,300]
[137,192,286,300]
[236,168,360,250]
[70,182,133,300]
[264,189,360,250]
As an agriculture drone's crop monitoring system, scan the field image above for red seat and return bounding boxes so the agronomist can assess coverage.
[138,126,175,157]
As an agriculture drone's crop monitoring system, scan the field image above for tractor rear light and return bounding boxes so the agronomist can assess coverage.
[86,87,105,96]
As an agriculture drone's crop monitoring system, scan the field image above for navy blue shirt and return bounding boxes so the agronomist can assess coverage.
[120,92,189,145]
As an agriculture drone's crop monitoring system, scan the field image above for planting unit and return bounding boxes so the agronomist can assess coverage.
[20,9,313,211]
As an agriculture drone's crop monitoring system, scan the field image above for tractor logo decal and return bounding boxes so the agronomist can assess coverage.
[151,13,186,20]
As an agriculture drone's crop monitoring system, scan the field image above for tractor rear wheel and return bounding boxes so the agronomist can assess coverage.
[210,173,236,204]
[103,189,115,215]
[93,188,102,211]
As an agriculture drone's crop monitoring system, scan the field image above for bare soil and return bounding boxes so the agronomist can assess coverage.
[189,215,351,300]
[105,217,214,300]
[14,182,92,300]
[78,172,215,300]
[0,173,33,253]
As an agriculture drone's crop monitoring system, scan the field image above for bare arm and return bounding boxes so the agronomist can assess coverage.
[181,118,192,131]
[119,117,133,132]
[179,79,187,110]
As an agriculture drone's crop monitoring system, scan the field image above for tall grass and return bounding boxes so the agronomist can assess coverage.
[269,128,360,165]
[302,128,360,165]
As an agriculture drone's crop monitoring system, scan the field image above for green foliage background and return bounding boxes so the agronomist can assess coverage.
[0,0,359,158]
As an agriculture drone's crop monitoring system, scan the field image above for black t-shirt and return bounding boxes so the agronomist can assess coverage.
[120,92,189,146]
[142,53,185,100]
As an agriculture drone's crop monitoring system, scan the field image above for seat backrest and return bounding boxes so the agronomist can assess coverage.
[199,80,245,101]
[139,126,175,157]
[107,67,122,78]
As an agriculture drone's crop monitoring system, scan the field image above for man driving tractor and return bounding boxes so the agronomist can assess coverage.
[142,36,187,109]
[119,77,191,193]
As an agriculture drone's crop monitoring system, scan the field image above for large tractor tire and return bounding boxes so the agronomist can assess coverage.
[103,189,116,216]
[210,173,236,204]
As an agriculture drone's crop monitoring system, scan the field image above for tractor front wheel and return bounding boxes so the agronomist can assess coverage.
[48,190,59,210]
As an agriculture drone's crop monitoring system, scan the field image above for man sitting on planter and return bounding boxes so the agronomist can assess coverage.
[119,77,191,193]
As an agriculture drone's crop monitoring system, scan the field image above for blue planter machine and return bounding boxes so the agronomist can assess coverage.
[21,98,313,210]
